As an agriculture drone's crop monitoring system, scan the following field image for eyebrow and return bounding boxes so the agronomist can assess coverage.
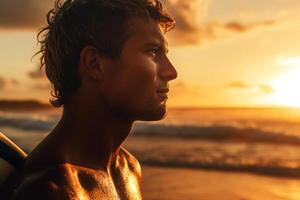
[144,40,169,52]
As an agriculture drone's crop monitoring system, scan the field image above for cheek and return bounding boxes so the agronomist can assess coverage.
[104,56,159,109]
[124,58,158,94]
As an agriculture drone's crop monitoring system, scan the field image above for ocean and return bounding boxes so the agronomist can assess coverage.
[1,107,300,179]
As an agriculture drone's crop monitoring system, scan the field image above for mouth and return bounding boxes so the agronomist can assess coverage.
[156,88,169,101]
[157,88,169,93]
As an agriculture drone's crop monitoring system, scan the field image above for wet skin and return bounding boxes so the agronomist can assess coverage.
[1,148,142,199]
[0,17,176,199]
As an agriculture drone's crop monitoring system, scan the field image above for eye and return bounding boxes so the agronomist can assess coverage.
[148,48,158,56]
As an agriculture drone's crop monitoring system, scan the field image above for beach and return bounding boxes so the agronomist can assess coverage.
[1,107,300,199]
[142,165,300,200]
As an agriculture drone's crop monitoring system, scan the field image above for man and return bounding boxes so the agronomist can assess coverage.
[0,0,177,199]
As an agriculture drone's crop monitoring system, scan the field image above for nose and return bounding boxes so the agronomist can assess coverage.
[159,55,177,81]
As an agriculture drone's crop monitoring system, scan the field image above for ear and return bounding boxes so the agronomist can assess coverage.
[79,46,108,81]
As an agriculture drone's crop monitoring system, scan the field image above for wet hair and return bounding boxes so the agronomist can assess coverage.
[36,0,175,107]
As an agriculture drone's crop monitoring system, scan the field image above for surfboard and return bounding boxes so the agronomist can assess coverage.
[0,132,27,184]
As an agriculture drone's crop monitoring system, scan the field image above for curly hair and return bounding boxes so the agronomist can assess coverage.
[36,0,175,107]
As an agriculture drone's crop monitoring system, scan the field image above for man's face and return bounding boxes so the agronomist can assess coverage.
[101,17,177,121]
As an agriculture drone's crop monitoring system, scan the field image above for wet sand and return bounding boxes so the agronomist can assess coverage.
[141,165,300,200]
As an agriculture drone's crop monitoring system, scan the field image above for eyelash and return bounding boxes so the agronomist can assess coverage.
[149,49,158,55]
[148,48,168,56]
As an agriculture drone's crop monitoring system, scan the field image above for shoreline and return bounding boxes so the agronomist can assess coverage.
[140,161,300,180]
[141,165,300,200]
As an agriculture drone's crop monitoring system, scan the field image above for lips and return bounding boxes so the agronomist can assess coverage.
[157,88,169,93]
[156,88,169,101]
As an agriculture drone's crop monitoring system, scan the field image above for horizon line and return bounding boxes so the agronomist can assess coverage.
[0,98,299,110]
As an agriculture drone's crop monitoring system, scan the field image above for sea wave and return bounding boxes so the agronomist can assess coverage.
[140,158,300,178]
[1,113,300,178]
[133,123,300,145]
[126,135,300,178]
[0,115,57,131]
[1,114,300,145]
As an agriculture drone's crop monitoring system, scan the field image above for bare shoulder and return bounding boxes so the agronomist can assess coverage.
[118,147,142,178]
[0,163,77,200]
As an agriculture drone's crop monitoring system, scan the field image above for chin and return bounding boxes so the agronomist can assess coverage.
[137,104,168,121]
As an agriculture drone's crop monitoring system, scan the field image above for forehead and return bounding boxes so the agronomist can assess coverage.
[125,17,168,48]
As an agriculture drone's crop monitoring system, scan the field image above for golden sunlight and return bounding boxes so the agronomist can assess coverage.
[268,57,300,107]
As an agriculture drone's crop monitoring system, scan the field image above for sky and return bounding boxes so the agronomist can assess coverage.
[1,0,300,108]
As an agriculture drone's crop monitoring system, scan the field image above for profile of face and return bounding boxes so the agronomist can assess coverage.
[98,17,177,121]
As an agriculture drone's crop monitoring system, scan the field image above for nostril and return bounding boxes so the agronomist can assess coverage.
[172,67,178,80]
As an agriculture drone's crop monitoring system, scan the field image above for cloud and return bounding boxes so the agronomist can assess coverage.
[171,80,201,96]
[225,21,274,33]
[32,83,51,90]
[0,0,203,36]
[0,76,20,90]
[259,84,274,94]
[168,20,276,46]
[0,0,200,31]
[164,0,275,46]
[11,79,20,85]
[28,66,47,80]
[27,66,51,91]
[164,0,199,32]
[0,0,53,29]
[226,81,249,89]
[0,77,5,89]
[224,21,274,32]
[0,0,275,46]
[164,0,202,45]
[226,81,275,95]
[168,80,209,107]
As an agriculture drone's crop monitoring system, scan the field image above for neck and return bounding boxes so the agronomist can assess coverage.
[50,99,134,171]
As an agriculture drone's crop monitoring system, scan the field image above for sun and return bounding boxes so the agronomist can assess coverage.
[268,57,300,108]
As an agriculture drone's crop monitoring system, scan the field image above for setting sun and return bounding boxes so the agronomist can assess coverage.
[268,57,300,107]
